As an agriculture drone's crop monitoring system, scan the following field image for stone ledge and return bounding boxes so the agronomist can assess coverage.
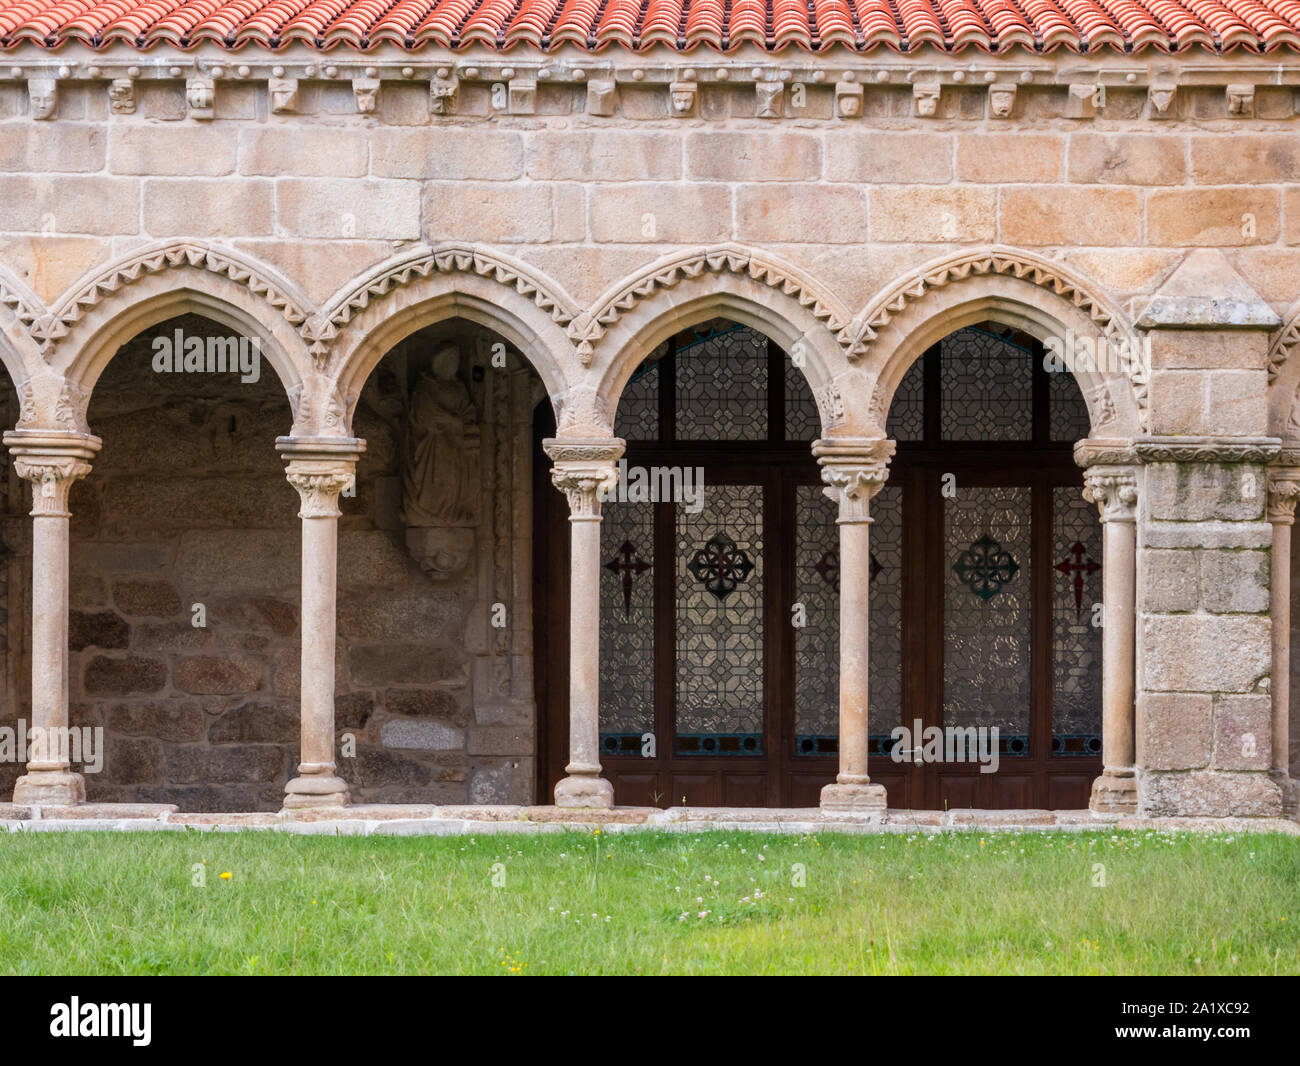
[1,806,1295,835]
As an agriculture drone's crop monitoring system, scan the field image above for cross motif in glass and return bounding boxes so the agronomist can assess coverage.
[1054,540,1100,615]
[688,532,755,601]
[814,549,882,592]
[952,533,1020,602]
[604,539,650,616]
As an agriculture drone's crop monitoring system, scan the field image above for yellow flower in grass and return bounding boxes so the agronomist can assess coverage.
[219,871,232,881]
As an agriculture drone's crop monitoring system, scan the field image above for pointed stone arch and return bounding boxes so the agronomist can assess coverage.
[853,247,1144,439]
[0,260,51,401]
[325,243,580,436]
[585,243,867,439]
[45,241,316,431]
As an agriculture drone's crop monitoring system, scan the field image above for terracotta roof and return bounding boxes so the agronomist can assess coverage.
[4,0,1300,53]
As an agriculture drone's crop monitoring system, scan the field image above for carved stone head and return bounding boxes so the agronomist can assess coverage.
[988,84,1016,118]
[756,82,783,119]
[108,78,135,115]
[669,81,697,116]
[268,77,297,114]
[913,83,940,117]
[431,342,461,380]
[835,83,862,118]
[29,78,56,120]
[352,78,380,113]
[186,77,214,115]
[1226,83,1254,117]
[430,74,458,115]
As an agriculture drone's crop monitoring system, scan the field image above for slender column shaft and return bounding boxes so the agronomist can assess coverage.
[299,508,339,773]
[567,511,602,776]
[279,438,362,811]
[836,511,872,785]
[1271,519,1290,773]
[543,436,624,809]
[6,433,98,806]
[1101,516,1137,771]
[1084,466,1139,815]
[1267,472,1300,792]
[814,437,894,813]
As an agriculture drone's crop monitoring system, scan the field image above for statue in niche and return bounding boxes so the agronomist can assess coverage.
[401,342,480,578]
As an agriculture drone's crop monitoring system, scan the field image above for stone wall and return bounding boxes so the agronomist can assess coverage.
[2,73,1300,317]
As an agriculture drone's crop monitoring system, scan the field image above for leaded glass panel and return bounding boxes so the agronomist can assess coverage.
[943,486,1032,749]
[675,326,768,441]
[1052,486,1103,754]
[675,484,764,755]
[1049,366,1093,442]
[614,361,660,442]
[885,355,925,442]
[598,500,655,753]
[785,358,819,441]
[940,328,1033,441]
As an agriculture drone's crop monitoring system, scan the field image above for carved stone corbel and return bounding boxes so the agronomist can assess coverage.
[186,77,214,120]
[352,77,380,113]
[29,78,56,120]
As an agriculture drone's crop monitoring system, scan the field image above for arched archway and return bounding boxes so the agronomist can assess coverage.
[867,322,1105,809]
[537,315,852,807]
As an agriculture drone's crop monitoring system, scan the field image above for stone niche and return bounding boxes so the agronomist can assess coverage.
[0,315,545,811]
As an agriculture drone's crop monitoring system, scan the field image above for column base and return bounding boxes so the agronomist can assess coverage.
[820,781,887,812]
[554,774,614,809]
[283,774,350,810]
[1089,768,1138,815]
[13,770,85,806]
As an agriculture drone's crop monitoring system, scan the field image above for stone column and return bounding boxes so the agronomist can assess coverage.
[541,437,624,808]
[1267,463,1300,808]
[1083,464,1139,814]
[813,437,895,813]
[277,437,364,810]
[4,431,100,805]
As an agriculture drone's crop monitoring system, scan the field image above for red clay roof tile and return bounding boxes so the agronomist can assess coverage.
[4,0,1300,50]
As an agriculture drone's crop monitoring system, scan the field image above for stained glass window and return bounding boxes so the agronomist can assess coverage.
[598,499,655,754]
[675,484,765,755]
[675,326,768,441]
[1049,365,1093,442]
[614,360,660,442]
[943,486,1032,750]
[886,355,925,441]
[785,358,819,441]
[1052,486,1103,754]
[940,328,1033,441]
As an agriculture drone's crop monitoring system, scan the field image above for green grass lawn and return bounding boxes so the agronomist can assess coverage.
[0,827,1296,975]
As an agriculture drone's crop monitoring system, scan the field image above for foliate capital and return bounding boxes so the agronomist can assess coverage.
[4,431,101,518]
[1267,470,1300,523]
[1083,467,1139,523]
[543,437,625,520]
[813,437,895,522]
[286,465,354,519]
[15,457,92,516]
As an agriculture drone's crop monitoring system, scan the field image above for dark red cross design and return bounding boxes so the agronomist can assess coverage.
[1055,540,1100,615]
[605,539,650,616]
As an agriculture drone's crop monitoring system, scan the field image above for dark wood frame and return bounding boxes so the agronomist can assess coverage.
[535,325,1102,809]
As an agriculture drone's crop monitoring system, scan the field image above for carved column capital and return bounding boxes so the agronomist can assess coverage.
[277,436,364,520]
[1083,466,1139,523]
[1267,468,1300,524]
[543,437,625,520]
[813,437,896,522]
[4,431,101,518]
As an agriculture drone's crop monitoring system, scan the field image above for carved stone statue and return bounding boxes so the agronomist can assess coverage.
[401,342,480,579]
